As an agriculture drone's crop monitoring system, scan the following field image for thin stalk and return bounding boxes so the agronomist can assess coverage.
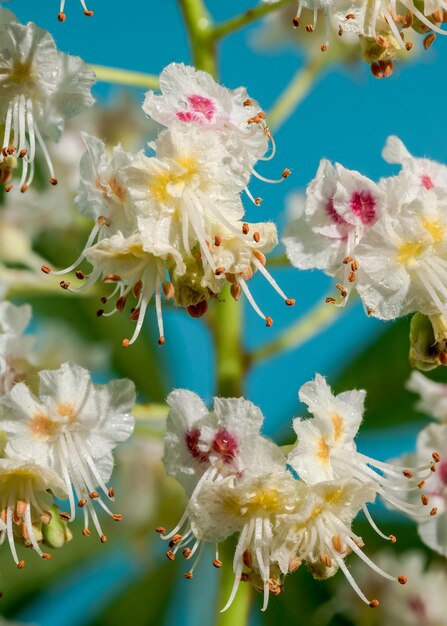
[90,65,159,90]
[212,0,295,40]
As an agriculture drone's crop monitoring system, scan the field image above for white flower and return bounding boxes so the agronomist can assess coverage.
[355,188,447,320]
[0,362,135,540]
[0,458,66,566]
[0,301,34,394]
[407,371,447,422]
[383,136,447,202]
[283,158,385,304]
[0,14,95,190]
[288,375,438,525]
[58,0,94,22]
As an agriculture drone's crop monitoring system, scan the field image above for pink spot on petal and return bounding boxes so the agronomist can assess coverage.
[350,190,377,225]
[326,196,348,225]
[421,174,434,190]
[176,94,216,125]
[212,428,238,463]
[438,459,447,485]
[185,428,209,463]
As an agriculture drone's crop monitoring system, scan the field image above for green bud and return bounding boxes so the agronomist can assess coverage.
[360,30,401,64]
[409,313,447,371]
[41,505,73,549]
[308,559,339,580]
[170,253,210,309]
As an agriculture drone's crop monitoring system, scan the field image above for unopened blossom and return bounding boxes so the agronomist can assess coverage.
[287,375,439,525]
[0,302,34,394]
[0,458,66,566]
[58,0,94,22]
[407,371,447,422]
[283,159,385,304]
[0,13,95,191]
[0,362,135,540]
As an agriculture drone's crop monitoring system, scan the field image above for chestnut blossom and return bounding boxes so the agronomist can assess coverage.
[0,13,95,191]
[0,362,135,541]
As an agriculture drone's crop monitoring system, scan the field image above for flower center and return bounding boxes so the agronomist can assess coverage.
[350,190,377,225]
[421,218,445,245]
[212,428,238,463]
[9,61,34,85]
[397,241,426,266]
[176,95,216,124]
[29,413,60,439]
[149,157,198,202]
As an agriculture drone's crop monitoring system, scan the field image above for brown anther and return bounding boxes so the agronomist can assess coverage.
[40,511,52,524]
[241,573,249,582]
[321,553,332,567]
[166,550,175,561]
[5,184,12,192]
[254,197,263,207]
[242,223,249,235]
[351,260,359,271]
[122,338,130,348]
[49,178,58,186]
[367,307,375,317]
[15,500,27,519]
[59,512,70,521]
[243,549,253,568]
[60,281,70,290]
[42,553,52,560]
[421,495,429,506]
[183,548,192,559]
[432,452,441,463]
[58,11,66,21]
[345,12,355,18]
[170,534,183,546]
[423,33,436,49]
[89,491,99,499]
[405,41,413,51]
[282,168,292,178]
[285,298,296,307]
[321,43,328,52]
[100,535,107,544]
[212,559,222,568]
[1,148,8,157]
[7,146,15,155]
[82,528,91,537]
[17,560,25,570]
[248,116,262,125]
[214,267,225,276]
[389,534,397,543]
[243,99,253,107]
[338,25,343,36]
[239,266,253,281]
[112,514,123,522]
[431,463,437,472]
[332,535,343,553]
[292,16,301,27]
[253,231,260,243]
[18,149,27,158]
[306,23,314,32]
[336,283,347,298]
[78,499,87,508]
[115,296,126,312]
[214,235,222,247]
[158,336,165,346]
[348,271,356,283]
[84,9,94,16]
[155,527,166,534]
[369,599,380,608]
[371,59,394,79]
[265,316,273,327]
[257,111,267,120]
[343,256,354,264]
[96,309,104,318]
[288,557,302,573]
[432,7,443,21]
[41,265,52,274]
[253,250,266,265]
[100,296,107,304]
[75,270,85,280]
[230,283,241,301]
[162,281,175,299]
[402,469,414,478]
[404,11,413,27]
[430,507,438,516]
[440,352,447,365]
[103,274,121,283]
[326,297,336,304]
[417,480,425,489]
[184,572,193,579]
[398,575,408,585]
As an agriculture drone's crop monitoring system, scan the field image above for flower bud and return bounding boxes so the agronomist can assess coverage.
[41,505,73,549]
[170,255,210,309]
[409,313,447,371]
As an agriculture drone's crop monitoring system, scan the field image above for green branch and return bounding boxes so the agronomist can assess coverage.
[212,0,295,40]
[91,65,159,90]
[177,0,217,77]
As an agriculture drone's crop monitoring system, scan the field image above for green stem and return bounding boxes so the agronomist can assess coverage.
[90,65,159,90]
[249,298,344,364]
[177,0,217,76]
[268,55,327,132]
[215,556,252,625]
[212,0,294,41]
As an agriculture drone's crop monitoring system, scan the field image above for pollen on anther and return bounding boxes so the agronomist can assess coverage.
[112,514,123,521]
[78,499,87,508]
[285,299,295,306]
[84,10,94,16]
[49,178,58,186]
[213,559,222,568]
[183,548,192,558]
[60,281,70,290]
[265,316,273,327]
[41,265,52,274]
[369,599,380,608]
[432,452,441,463]
[421,495,429,505]
[398,575,408,585]
[122,339,130,348]
[292,16,301,27]
[100,535,107,544]
[242,223,249,235]
[184,572,193,579]
[282,168,292,178]
[389,534,397,543]
[158,337,165,346]
[82,528,91,537]
[59,512,70,521]
[17,560,25,570]
[58,12,66,22]
[166,550,175,561]
[42,553,52,560]
[155,526,166,534]
[430,507,438,516]
[402,470,414,478]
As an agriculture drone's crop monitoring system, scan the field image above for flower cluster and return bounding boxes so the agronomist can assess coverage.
[0,9,95,192]
[285,136,447,326]
[44,63,295,346]
[158,375,438,611]
[0,359,135,566]
[263,0,445,76]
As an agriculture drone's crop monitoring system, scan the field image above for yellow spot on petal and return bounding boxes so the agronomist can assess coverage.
[330,414,344,442]
[397,241,426,266]
[30,413,60,439]
[317,437,330,464]
[421,218,445,245]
